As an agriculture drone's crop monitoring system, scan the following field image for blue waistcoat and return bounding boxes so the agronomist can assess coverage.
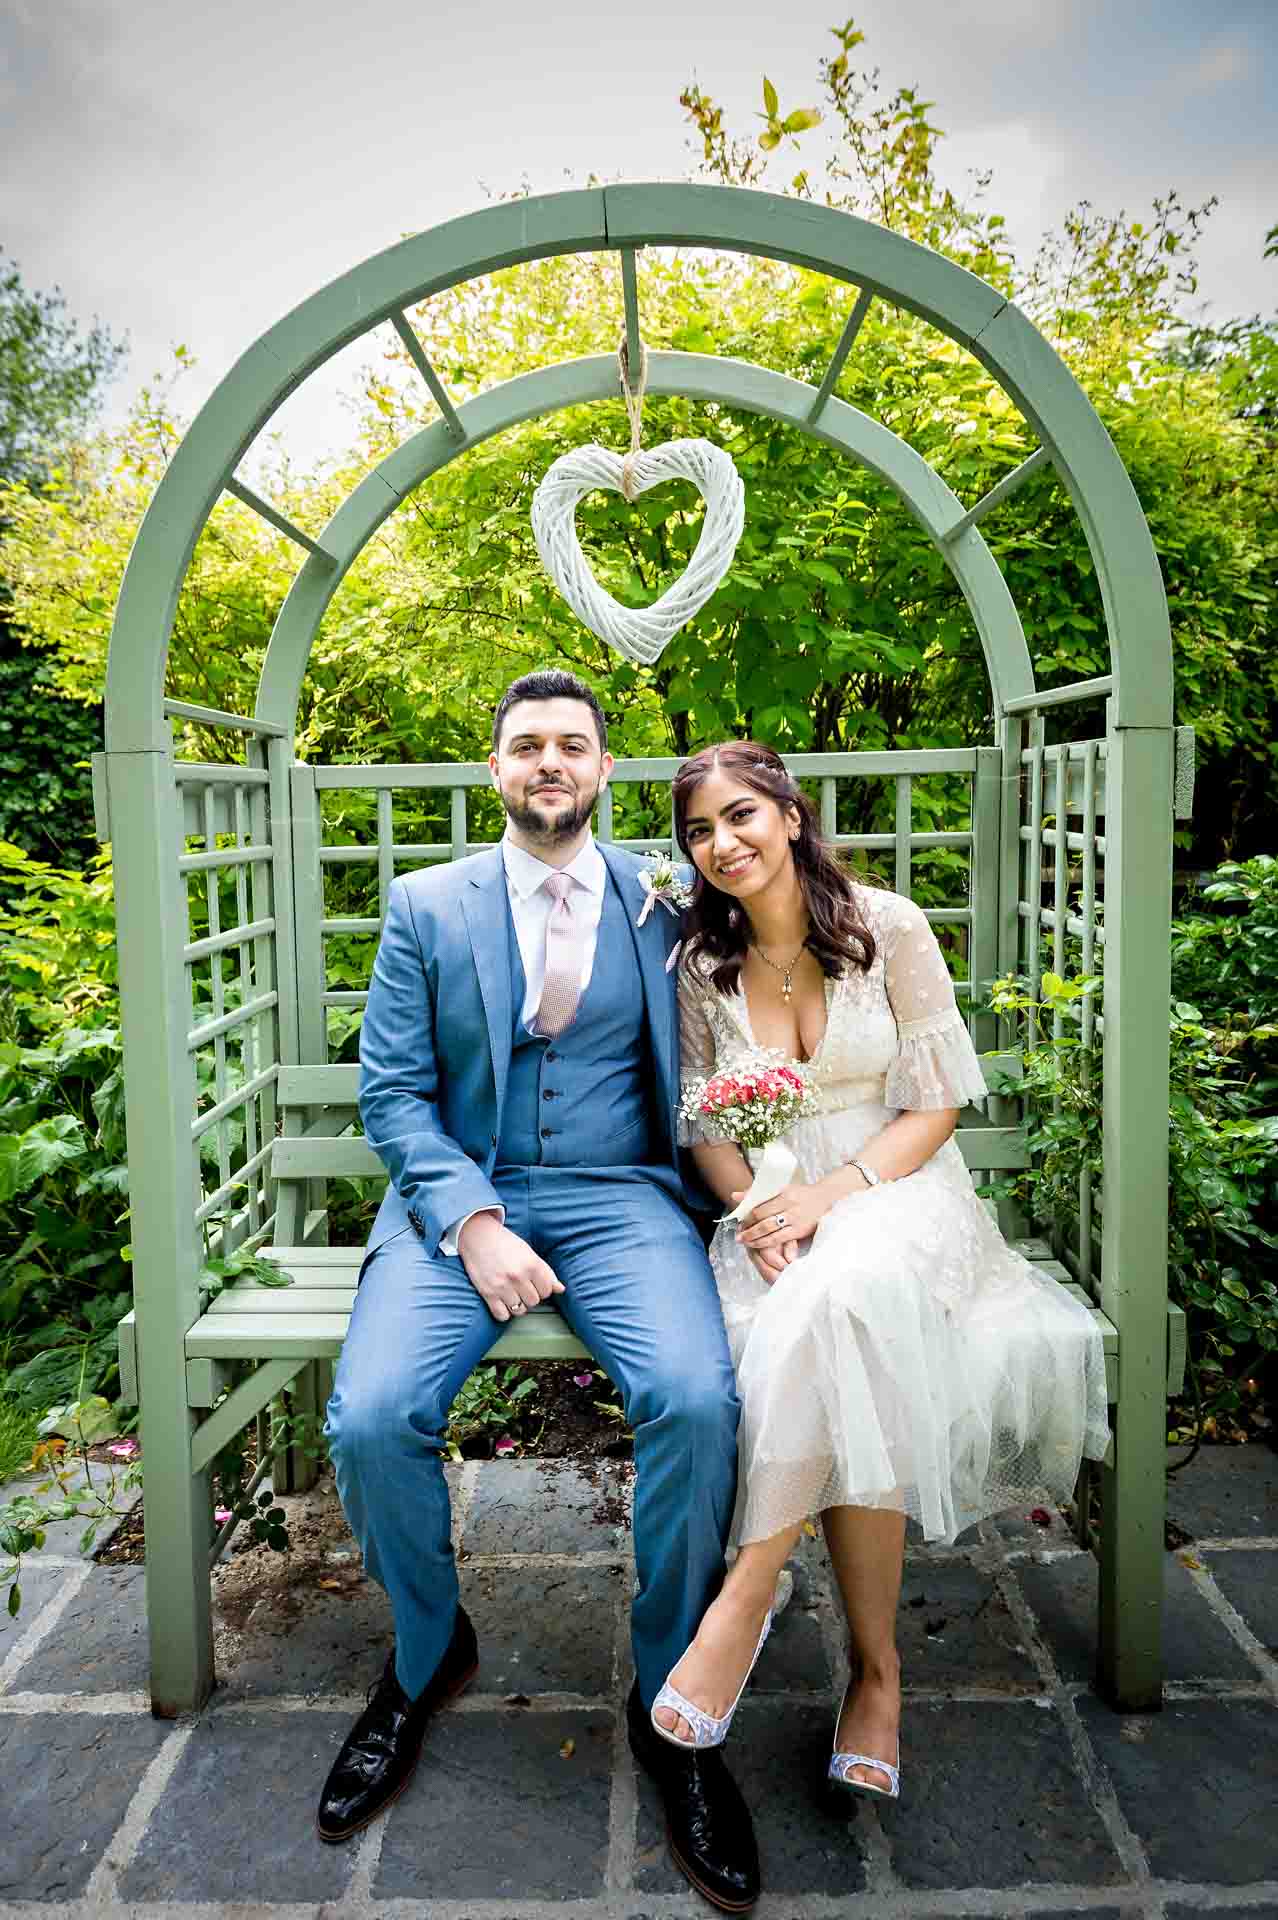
[497,867,653,1169]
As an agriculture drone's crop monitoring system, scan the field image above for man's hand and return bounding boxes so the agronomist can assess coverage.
[457,1213,564,1322]
[746,1238,799,1287]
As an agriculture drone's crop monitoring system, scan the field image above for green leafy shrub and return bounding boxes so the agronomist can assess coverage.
[0,843,129,1408]
[0,1388,38,1484]
[444,1363,541,1461]
[990,860,1278,1435]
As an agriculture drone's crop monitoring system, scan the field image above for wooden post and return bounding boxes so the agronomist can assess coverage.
[107,748,214,1714]
[1097,725,1173,1710]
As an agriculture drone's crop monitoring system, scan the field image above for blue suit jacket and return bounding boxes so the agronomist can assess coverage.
[359,842,694,1253]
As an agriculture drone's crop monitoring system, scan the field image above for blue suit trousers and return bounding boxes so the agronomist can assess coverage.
[325,1166,740,1707]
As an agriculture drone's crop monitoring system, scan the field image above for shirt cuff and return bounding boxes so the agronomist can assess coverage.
[439,1205,505,1258]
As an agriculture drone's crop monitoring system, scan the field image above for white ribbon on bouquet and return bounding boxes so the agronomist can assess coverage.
[720,1139,797,1226]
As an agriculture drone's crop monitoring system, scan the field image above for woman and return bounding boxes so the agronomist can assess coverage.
[651,742,1109,1799]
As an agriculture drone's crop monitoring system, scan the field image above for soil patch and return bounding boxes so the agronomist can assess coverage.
[522,1361,632,1463]
[95,1359,627,1566]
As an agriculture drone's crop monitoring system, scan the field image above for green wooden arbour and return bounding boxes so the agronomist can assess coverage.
[99,184,1179,1716]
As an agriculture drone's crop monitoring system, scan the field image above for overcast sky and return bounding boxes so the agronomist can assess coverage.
[3,0,1274,469]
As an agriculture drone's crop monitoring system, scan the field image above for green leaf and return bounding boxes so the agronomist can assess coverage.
[762,75,779,118]
[0,1115,87,1204]
[36,1395,119,1444]
[7,1584,19,1618]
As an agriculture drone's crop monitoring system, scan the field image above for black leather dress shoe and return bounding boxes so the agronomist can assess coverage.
[317,1607,478,1842]
[626,1680,760,1912]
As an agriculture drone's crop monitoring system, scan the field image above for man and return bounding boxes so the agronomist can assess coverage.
[318,669,758,1912]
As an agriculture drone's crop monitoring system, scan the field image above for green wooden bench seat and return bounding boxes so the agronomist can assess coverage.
[120,1058,1185,1461]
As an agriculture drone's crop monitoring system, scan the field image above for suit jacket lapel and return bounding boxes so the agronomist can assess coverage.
[600,844,678,1119]
[459,848,514,1115]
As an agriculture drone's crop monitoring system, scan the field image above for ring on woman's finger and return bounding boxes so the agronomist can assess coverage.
[511,1300,526,1314]
[774,1213,787,1229]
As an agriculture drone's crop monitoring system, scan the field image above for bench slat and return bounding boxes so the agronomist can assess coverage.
[278,1064,360,1104]
[186,1306,590,1363]
[208,1286,359,1313]
[954,1124,1028,1170]
[271,1126,1026,1180]
[273,1137,386,1179]
[259,1246,365,1271]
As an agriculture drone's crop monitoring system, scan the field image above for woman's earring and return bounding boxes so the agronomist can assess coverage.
[728,906,741,927]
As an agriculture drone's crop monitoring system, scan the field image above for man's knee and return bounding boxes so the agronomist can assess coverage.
[637,1357,740,1443]
[325,1368,451,1472]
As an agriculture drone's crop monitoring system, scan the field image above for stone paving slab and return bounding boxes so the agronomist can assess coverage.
[461,1559,624,1696]
[12,1565,150,1696]
[1164,1443,1278,1539]
[896,1561,1041,1692]
[753,1591,830,1692]
[1076,1694,1278,1885]
[1166,1906,1278,1920]
[0,1711,169,1898]
[880,1698,1124,1891]
[1016,1549,1258,1683]
[992,1502,1079,1550]
[0,1560,65,1658]
[462,1458,634,1555]
[2,1445,1276,1917]
[212,1564,393,1700]
[376,1706,614,1900]
[635,1698,867,1897]
[119,1711,358,1903]
[1203,1546,1278,1654]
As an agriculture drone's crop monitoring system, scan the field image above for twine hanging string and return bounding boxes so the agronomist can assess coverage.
[618,331,649,502]
[528,327,746,667]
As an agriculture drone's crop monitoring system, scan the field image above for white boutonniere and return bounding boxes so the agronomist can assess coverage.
[636,852,694,972]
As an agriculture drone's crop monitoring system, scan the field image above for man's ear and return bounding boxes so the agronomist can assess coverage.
[598,750,616,789]
[487,750,501,788]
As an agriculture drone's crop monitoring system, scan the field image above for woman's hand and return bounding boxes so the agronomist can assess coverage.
[733,1179,831,1256]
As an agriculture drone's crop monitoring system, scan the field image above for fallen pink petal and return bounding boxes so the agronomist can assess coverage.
[107,1440,139,1459]
[572,1372,594,1388]
[494,1438,516,1456]
[1029,1507,1053,1528]
[214,1507,232,1526]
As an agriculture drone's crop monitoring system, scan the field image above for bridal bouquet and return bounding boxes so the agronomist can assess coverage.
[679,1049,819,1225]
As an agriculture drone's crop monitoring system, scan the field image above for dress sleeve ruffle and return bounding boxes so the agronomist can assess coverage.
[885,1004,990,1111]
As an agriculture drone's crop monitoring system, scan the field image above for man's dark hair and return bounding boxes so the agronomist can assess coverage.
[491,669,608,753]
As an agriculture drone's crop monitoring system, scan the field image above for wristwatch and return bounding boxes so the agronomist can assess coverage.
[848,1157,881,1188]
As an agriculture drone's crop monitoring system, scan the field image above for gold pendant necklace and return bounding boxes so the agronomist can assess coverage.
[752,939,807,1004]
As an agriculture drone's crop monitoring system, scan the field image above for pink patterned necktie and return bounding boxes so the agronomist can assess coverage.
[533,871,586,1037]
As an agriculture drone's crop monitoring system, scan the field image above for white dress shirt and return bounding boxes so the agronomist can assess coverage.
[439,832,607,1256]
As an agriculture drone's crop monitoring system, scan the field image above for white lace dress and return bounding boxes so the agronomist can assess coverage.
[678,885,1111,1547]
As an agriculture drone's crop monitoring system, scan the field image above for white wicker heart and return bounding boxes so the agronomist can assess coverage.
[531,438,745,666]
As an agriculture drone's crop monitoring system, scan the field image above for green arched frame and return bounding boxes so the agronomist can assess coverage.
[101,185,1176,1717]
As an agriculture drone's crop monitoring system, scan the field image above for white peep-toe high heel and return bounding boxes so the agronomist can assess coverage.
[650,1610,772,1750]
[827,1681,901,1801]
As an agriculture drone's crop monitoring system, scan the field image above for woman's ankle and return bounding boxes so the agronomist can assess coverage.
[849,1646,901,1690]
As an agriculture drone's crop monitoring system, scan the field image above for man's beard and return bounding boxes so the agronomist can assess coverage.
[499,776,600,845]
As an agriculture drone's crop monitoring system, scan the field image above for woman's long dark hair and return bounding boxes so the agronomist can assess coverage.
[672,741,877,995]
